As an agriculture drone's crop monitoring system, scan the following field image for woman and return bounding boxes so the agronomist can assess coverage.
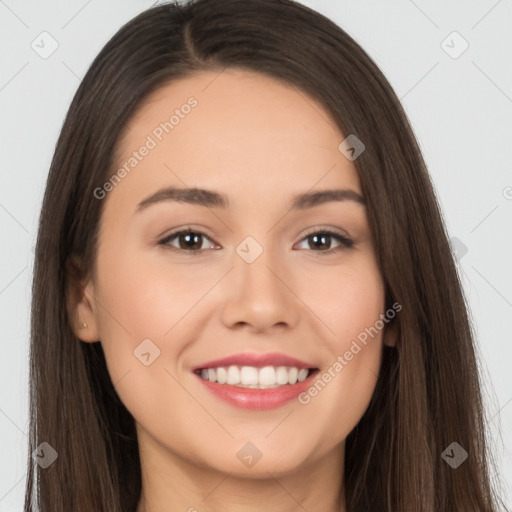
[25,0,507,510]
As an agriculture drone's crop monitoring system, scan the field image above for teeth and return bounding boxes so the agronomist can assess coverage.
[198,365,312,389]
[276,366,289,385]
[227,365,240,385]
[240,366,259,385]
[297,368,309,382]
[216,366,228,384]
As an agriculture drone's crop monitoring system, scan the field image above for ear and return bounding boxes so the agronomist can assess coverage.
[66,255,100,343]
[383,315,398,348]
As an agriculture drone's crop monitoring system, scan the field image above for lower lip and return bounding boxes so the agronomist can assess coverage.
[195,372,315,410]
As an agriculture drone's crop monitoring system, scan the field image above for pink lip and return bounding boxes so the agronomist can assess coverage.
[192,352,315,371]
[192,352,318,411]
[196,376,316,410]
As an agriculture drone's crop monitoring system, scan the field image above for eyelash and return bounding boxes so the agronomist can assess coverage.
[158,226,354,255]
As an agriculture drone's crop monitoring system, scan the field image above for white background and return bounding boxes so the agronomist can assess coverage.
[1,0,511,510]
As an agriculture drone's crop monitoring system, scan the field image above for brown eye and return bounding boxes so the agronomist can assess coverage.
[159,229,217,252]
[295,230,354,254]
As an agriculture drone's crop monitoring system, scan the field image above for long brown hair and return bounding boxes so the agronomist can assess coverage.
[25,0,508,510]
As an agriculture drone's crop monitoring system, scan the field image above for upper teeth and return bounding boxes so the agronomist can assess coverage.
[199,365,310,388]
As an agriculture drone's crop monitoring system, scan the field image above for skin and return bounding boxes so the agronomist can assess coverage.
[68,69,396,512]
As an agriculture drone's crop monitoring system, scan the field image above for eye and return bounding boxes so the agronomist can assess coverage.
[158,228,218,253]
[158,227,354,255]
[295,229,354,254]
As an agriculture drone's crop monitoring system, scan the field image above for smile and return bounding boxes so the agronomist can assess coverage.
[194,367,319,410]
[196,365,315,389]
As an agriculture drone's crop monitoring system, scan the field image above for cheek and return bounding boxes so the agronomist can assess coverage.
[327,257,385,384]
[95,245,210,338]
[299,252,385,350]
[92,244,218,382]
[92,247,203,433]
[293,255,385,437]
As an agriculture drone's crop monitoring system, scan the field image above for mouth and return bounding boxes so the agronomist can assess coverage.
[194,365,319,389]
[193,365,319,410]
[191,353,320,410]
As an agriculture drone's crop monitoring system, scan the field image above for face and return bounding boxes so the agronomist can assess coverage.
[70,69,395,479]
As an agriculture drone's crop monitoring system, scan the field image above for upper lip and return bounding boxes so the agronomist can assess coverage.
[192,352,317,371]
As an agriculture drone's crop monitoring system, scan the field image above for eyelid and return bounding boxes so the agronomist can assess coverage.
[299,225,351,241]
[158,226,219,252]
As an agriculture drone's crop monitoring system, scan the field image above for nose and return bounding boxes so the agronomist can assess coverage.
[219,246,301,333]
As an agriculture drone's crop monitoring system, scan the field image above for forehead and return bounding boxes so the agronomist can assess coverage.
[110,68,361,206]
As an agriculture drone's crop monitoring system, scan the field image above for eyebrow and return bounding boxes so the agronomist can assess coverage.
[135,186,365,213]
